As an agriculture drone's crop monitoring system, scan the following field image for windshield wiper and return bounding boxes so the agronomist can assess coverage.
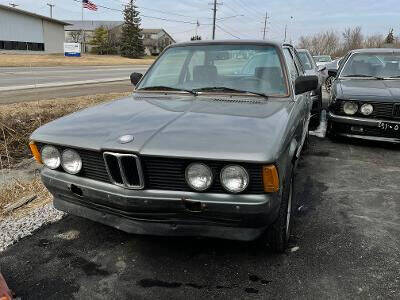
[192,86,269,99]
[386,75,400,79]
[342,74,385,80]
[137,86,198,96]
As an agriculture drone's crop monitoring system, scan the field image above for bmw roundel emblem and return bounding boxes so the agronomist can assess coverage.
[118,135,134,144]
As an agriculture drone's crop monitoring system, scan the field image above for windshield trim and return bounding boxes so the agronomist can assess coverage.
[135,43,292,99]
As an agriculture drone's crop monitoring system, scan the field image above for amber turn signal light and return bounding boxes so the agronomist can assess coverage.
[262,165,279,193]
[29,141,42,164]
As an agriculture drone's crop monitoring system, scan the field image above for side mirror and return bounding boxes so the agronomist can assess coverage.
[295,75,318,95]
[328,70,338,78]
[318,66,327,72]
[130,72,143,86]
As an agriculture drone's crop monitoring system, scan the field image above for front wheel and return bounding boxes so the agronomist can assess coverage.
[266,172,294,253]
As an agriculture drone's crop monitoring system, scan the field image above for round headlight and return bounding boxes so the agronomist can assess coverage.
[61,149,82,174]
[343,101,358,115]
[360,103,373,116]
[220,165,249,193]
[185,163,213,191]
[41,145,61,169]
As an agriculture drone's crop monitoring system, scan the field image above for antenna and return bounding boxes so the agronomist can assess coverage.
[47,3,55,18]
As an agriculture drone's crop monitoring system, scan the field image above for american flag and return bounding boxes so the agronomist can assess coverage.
[82,0,98,11]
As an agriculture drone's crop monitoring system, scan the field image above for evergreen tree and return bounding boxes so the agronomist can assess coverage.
[385,29,395,44]
[90,26,109,54]
[120,0,145,58]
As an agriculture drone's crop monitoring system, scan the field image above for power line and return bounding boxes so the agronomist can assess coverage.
[71,0,203,25]
[232,0,264,19]
[215,24,240,39]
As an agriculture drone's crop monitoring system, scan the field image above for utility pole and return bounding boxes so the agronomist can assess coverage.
[9,3,18,7]
[212,0,217,40]
[284,24,287,42]
[47,3,55,18]
[262,11,268,40]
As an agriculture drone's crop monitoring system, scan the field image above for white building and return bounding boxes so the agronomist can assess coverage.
[0,4,69,53]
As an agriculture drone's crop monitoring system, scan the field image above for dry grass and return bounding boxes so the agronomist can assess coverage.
[0,53,155,67]
[0,92,130,169]
[0,175,52,217]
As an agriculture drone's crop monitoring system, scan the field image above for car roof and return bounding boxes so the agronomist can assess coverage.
[169,39,286,49]
[349,48,400,54]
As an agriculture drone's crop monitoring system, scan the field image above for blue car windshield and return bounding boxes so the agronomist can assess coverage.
[137,44,288,97]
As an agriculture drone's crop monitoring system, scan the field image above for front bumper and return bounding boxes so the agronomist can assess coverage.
[42,168,280,241]
[328,112,400,143]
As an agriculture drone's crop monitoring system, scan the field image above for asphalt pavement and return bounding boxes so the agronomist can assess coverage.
[0,136,399,299]
[0,92,399,299]
[0,65,148,104]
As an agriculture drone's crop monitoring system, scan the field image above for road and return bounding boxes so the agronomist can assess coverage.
[0,136,399,299]
[0,65,149,104]
[0,94,399,299]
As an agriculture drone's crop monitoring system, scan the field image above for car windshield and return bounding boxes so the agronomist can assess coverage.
[340,52,400,78]
[314,55,332,63]
[298,52,314,70]
[137,44,288,97]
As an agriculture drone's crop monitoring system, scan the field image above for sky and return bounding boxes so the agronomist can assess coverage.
[2,0,400,43]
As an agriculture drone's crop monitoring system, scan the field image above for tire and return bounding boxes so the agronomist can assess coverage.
[326,120,337,140]
[266,171,294,253]
[309,88,322,130]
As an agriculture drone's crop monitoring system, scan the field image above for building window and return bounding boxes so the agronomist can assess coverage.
[0,40,45,51]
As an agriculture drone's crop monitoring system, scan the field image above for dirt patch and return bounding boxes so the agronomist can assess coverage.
[0,92,129,169]
[0,53,154,67]
[0,175,51,217]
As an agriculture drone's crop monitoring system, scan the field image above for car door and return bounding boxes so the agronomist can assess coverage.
[283,47,310,153]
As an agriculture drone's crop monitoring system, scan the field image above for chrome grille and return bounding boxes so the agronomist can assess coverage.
[336,100,398,120]
[103,152,144,189]
[393,104,400,118]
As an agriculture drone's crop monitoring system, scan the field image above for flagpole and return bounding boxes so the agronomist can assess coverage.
[81,1,85,53]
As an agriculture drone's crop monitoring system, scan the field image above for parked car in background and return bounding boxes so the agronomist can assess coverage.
[30,40,318,253]
[313,55,332,67]
[328,48,400,143]
[324,57,343,93]
[298,49,325,126]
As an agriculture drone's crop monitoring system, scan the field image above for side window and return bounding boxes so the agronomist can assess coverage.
[292,52,305,75]
[283,48,299,81]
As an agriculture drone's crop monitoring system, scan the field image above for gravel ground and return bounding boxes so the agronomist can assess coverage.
[0,204,64,252]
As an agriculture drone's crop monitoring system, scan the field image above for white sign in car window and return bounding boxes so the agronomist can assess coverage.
[64,43,81,57]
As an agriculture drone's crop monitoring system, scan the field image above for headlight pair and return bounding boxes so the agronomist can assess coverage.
[41,145,82,174]
[343,101,373,116]
[185,163,249,193]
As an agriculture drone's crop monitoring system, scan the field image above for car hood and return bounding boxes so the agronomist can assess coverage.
[31,93,294,162]
[337,79,400,102]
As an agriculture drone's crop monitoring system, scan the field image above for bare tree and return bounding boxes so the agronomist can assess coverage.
[69,31,82,43]
[297,30,340,56]
[342,26,363,52]
[364,34,384,48]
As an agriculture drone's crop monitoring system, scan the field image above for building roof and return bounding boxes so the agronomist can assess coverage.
[64,20,123,31]
[0,4,70,25]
